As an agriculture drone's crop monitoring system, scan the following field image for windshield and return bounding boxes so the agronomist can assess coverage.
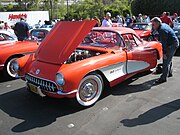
[81,30,124,49]
[40,25,54,28]
[30,29,49,41]
[132,24,152,31]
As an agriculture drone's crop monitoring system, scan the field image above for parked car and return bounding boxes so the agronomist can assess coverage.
[14,21,162,107]
[0,41,39,79]
[0,30,17,44]
[173,17,180,39]
[40,25,54,29]
[30,28,51,41]
[132,23,154,41]
[112,23,124,27]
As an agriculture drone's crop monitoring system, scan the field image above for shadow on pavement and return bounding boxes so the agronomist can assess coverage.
[0,87,84,133]
[101,71,158,98]
[175,47,180,56]
[0,71,14,83]
[0,71,157,133]
[120,99,180,127]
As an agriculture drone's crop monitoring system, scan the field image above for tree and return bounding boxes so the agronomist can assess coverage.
[66,0,130,20]
[131,0,180,16]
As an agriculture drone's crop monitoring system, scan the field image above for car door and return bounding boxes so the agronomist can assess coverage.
[122,33,157,74]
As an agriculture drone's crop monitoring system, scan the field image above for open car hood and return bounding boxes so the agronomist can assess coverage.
[35,20,96,64]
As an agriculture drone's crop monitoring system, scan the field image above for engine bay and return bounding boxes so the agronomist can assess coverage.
[65,48,105,64]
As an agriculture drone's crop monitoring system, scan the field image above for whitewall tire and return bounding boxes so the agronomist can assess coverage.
[75,74,104,107]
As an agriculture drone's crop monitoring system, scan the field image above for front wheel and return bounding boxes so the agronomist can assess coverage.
[3,57,19,79]
[71,74,104,107]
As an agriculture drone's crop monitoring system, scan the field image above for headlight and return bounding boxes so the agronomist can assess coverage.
[13,61,19,72]
[56,72,65,86]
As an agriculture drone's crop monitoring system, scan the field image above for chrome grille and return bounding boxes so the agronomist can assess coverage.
[25,74,58,93]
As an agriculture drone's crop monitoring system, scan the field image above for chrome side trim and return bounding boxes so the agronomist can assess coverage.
[99,62,127,82]
[127,60,150,74]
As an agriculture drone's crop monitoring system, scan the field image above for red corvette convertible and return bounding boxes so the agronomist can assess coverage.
[14,21,162,107]
[0,28,50,79]
[132,23,154,41]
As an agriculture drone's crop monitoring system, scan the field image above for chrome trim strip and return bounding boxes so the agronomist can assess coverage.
[0,64,4,67]
[57,90,78,95]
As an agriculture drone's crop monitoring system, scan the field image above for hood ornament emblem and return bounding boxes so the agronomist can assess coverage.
[36,69,40,75]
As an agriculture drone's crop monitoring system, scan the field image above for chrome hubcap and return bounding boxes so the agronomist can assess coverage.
[7,58,17,77]
[79,80,98,101]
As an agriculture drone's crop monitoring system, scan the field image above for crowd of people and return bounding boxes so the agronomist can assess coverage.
[0,11,180,84]
[0,11,179,41]
[92,12,151,28]
[92,11,179,28]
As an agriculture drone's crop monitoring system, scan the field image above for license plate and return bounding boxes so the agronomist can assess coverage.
[29,83,38,94]
[28,83,46,97]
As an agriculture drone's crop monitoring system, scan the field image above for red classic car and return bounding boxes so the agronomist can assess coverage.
[132,23,154,41]
[0,28,51,79]
[14,21,162,107]
[0,41,39,79]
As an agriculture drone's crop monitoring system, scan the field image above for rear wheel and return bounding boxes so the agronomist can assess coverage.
[71,74,104,107]
[3,57,20,79]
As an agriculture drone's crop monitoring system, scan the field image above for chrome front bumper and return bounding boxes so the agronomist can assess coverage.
[25,73,78,96]
[0,64,4,70]
[57,90,78,95]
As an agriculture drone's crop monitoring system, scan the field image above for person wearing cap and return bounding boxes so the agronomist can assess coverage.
[101,12,112,27]
[14,17,29,41]
[151,17,179,84]
[137,13,143,23]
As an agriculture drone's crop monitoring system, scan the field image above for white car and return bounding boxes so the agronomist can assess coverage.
[0,30,17,44]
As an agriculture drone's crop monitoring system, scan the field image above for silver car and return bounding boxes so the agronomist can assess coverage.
[173,17,180,39]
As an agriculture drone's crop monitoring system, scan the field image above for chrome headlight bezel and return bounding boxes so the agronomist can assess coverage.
[55,72,65,86]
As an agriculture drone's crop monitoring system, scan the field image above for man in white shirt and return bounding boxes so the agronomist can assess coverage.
[101,12,112,27]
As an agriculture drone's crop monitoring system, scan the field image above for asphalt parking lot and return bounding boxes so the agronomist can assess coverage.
[0,53,180,135]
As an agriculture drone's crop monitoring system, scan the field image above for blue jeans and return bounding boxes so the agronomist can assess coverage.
[161,40,179,80]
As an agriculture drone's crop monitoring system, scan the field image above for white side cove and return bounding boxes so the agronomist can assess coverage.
[99,62,127,82]
[99,60,150,82]
[127,60,150,74]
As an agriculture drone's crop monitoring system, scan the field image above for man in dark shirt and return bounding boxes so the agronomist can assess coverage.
[151,17,179,84]
[14,17,29,41]
[125,14,132,28]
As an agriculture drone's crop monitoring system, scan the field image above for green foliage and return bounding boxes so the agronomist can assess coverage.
[131,0,180,16]
[67,0,130,20]
[1,0,131,20]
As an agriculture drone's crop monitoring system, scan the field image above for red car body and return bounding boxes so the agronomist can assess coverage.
[132,23,153,41]
[0,41,39,78]
[15,21,162,107]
